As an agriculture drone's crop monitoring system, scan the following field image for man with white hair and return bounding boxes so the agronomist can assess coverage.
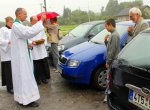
[128,7,149,38]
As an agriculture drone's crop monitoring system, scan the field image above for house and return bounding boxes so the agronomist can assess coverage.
[143,5,150,17]
[116,5,150,21]
[116,8,130,21]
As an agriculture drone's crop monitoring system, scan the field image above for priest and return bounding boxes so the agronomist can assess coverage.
[11,8,46,107]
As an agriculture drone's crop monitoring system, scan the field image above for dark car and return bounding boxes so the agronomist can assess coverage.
[58,21,105,53]
[107,28,150,110]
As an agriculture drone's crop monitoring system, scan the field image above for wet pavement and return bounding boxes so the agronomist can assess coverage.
[0,67,109,110]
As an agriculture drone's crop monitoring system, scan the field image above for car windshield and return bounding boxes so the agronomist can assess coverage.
[68,24,93,37]
[90,25,128,44]
[119,33,150,68]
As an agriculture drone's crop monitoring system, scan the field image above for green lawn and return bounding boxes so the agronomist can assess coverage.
[60,25,77,36]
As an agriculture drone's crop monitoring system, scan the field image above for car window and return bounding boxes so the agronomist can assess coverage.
[119,33,150,68]
[90,25,128,44]
[88,24,104,36]
[68,24,93,38]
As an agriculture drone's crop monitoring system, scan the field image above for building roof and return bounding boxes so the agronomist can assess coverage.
[142,5,150,9]
[116,8,130,17]
[116,5,150,17]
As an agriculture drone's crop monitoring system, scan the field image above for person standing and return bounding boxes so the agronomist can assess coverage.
[46,17,60,72]
[128,7,149,41]
[30,16,50,85]
[0,16,14,94]
[103,19,120,103]
[11,8,46,107]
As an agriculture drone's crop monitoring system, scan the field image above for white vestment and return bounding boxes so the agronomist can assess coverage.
[30,30,48,60]
[11,20,44,105]
[0,27,11,62]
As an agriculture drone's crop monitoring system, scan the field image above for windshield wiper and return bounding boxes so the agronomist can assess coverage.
[118,58,129,65]
[69,33,77,37]
[90,40,102,44]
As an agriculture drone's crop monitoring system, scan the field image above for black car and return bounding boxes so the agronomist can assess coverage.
[107,28,150,110]
[58,21,105,53]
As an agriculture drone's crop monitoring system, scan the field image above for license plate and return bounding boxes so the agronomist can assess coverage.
[129,90,150,109]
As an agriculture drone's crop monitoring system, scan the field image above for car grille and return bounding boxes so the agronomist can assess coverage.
[59,56,67,64]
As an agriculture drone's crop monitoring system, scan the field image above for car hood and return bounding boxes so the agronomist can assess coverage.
[63,41,106,61]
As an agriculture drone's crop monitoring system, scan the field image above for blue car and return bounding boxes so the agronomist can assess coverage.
[58,21,149,90]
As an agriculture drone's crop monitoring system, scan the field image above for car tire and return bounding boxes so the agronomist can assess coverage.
[92,66,107,90]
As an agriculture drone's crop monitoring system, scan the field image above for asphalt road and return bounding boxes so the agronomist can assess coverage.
[0,65,109,110]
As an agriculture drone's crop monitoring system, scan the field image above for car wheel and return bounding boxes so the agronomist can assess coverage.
[92,66,107,90]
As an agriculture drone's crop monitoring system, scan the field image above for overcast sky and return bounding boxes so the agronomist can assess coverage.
[0,0,149,21]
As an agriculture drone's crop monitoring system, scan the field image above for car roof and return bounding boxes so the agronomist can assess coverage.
[117,19,150,26]
[117,20,135,26]
[81,20,105,25]
[141,27,150,33]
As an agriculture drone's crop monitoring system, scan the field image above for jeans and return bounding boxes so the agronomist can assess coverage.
[105,66,111,95]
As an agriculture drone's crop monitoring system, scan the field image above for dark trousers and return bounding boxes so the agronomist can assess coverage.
[51,43,59,69]
[33,58,50,83]
[1,61,13,91]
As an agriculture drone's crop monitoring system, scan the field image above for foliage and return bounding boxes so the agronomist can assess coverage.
[60,25,77,36]
[63,7,71,18]
[0,21,5,28]
[59,7,101,25]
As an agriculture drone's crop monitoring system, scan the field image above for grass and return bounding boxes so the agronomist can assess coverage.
[60,25,77,36]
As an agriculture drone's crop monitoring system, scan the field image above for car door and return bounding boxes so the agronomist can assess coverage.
[86,23,105,40]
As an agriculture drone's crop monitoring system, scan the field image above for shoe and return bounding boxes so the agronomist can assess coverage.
[27,102,39,107]
[42,80,48,84]
[52,68,56,71]
[103,95,107,103]
[55,70,59,73]
[17,102,23,106]
[37,81,41,85]
[7,89,14,94]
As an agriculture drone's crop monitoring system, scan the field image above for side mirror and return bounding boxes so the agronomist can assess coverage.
[88,34,95,39]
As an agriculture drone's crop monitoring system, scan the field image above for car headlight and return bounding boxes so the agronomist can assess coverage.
[58,45,65,51]
[68,60,80,67]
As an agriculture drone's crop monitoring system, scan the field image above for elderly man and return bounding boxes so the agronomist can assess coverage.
[29,16,50,85]
[0,16,14,94]
[128,7,149,39]
[11,8,46,107]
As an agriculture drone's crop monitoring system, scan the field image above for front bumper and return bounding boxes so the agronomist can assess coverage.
[107,86,143,110]
[58,62,91,84]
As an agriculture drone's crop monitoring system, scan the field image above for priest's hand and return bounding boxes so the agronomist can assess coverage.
[41,39,45,42]
[28,43,33,49]
[41,14,46,22]
[32,41,37,45]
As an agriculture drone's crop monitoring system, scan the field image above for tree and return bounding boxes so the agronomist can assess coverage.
[104,0,119,16]
[62,6,71,18]
[101,0,144,18]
